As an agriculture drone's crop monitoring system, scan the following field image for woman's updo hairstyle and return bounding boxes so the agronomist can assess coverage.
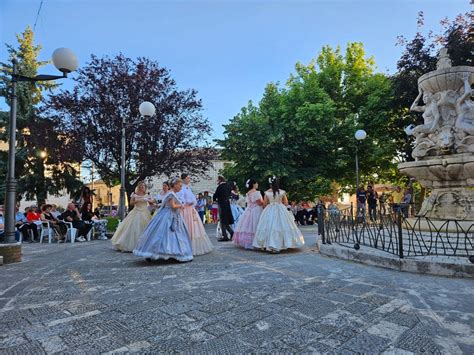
[245,178,257,190]
[268,176,279,197]
[170,177,182,188]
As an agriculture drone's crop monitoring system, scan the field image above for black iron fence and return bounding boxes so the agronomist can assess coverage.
[317,204,474,261]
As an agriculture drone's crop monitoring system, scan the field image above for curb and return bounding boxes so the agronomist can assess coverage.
[320,243,474,279]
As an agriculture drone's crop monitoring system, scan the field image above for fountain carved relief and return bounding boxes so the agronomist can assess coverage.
[399,48,474,221]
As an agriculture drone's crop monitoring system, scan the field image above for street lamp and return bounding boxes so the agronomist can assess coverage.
[118,101,156,220]
[4,48,77,244]
[354,129,367,188]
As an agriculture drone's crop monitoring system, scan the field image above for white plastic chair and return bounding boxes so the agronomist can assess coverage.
[39,221,53,244]
[85,221,94,241]
[64,222,77,243]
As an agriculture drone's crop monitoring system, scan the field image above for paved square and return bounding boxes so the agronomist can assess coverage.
[0,225,473,354]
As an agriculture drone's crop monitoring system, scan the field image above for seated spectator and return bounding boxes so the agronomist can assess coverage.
[50,204,62,219]
[81,202,108,240]
[0,205,20,242]
[16,206,39,243]
[295,203,309,225]
[26,205,41,224]
[41,204,66,242]
[24,206,30,217]
[61,203,92,242]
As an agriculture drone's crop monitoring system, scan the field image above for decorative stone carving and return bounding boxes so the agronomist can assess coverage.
[399,49,474,221]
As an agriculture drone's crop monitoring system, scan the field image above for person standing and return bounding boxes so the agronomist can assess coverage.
[133,177,193,262]
[177,174,213,255]
[233,179,263,249]
[253,177,304,252]
[367,185,378,222]
[230,182,244,230]
[356,186,367,222]
[213,175,234,241]
[196,193,206,223]
[111,181,152,252]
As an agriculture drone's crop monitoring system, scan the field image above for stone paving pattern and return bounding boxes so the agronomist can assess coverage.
[0,225,473,354]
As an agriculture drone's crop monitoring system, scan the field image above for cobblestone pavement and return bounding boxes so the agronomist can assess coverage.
[0,225,473,354]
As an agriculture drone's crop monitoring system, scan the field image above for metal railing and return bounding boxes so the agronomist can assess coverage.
[318,204,474,260]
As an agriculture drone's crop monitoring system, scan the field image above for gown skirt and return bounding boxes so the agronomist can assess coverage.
[133,194,193,262]
[230,203,244,230]
[181,205,214,256]
[253,203,305,252]
[233,204,263,249]
[111,199,151,252]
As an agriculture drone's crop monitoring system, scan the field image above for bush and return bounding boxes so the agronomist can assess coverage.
[105,217,119,232]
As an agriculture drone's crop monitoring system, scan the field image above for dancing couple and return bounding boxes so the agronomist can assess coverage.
[213,176,245,242]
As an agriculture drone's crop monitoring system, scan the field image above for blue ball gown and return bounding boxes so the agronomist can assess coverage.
[133,192,193,262]
[230,192,244,230]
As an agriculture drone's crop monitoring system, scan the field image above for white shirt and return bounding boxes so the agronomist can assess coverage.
[176,184,196,206]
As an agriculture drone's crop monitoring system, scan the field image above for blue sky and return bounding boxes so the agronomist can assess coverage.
[0,0,470,140]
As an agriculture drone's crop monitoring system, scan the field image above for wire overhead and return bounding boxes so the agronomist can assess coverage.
[33,0,44,31]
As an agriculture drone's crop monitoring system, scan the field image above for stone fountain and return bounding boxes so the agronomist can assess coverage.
[398,48,474,221]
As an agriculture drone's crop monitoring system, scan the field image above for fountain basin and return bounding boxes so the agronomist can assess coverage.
[399,154,474,189]
[418,66,474,93]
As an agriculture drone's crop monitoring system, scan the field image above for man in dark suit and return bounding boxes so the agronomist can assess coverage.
[213,176,234,241]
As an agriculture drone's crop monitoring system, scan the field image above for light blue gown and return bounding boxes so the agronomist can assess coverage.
[133,192,193,262]
[230,192,244,230]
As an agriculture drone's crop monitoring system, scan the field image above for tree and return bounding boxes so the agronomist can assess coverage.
[0,26,83,205]
[218,42,398,201]
[43,54,214,203]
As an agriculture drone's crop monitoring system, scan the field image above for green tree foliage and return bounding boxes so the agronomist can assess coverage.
[0,26,83,205]
[218,42,397,201]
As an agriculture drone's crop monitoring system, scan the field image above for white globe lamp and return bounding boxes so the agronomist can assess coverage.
[355,129,367,141]
[139,101,156,117]
[52,48,78,73]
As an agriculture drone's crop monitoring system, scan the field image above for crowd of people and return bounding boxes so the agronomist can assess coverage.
[0,178,415,249]
[108,174,305,263]
[0,186,109,243]
[355,180,414,221]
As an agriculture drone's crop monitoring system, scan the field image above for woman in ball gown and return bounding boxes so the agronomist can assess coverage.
[253,177,305,252]
[177,174,213,256]
[233,179,264,249]
[230,182,245,230]
[150,181,170,215]
[133,177,193,262]
[111,181,152,252]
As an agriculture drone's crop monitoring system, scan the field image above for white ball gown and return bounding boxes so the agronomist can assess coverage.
[111,193,152,252]
[253,189,305,252]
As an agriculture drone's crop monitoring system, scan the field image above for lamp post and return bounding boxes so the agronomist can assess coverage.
[4,48,78,244]
[354,129,367,189]
[118,101,156,221]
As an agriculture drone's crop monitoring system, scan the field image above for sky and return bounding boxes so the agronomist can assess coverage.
[0,0,470,141]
